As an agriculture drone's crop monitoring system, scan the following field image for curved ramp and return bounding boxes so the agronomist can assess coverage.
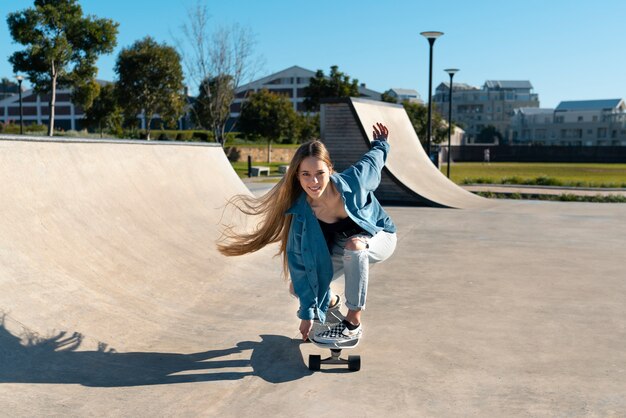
[321,98,489,208]
[0,137,275,346]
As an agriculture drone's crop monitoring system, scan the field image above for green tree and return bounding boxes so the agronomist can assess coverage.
[238,89,297,162]
[192,75,234,144]
[83,83,122,138]
[7,0,118,136]
[115,36,185,140]
[1,78,20,99]
[303,65,360,112]
[381,90,398,103]
[291,113,320,144]
[403,101,450,146]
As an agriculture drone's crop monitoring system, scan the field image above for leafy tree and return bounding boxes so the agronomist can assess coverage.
[176,2,262,145]
[238,89,297,162]
[303,65,360,112]
[83,83,122,138]
[192,74,234,141]
[291,113,320,144]
[381,90,398,103]
[403,101,450,146]
[476,125,503,144]
[7,0,118,136]
[115,36,185,140]
[1,78,20,99]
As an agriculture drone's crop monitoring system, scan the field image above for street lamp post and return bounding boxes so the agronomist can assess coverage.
[420,31,443,160]
[16,75,24,135]
[444,68,458,178]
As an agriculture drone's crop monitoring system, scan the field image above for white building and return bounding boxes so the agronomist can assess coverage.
[510,99,626,145]
[433,80,540,144]
[386,88,422,104]
[230,65,382,122]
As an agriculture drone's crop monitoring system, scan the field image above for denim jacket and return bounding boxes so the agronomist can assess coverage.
[285,140,396,322]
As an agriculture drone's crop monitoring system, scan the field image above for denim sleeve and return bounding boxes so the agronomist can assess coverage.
[345,140,390,192]
[287,251,316,320]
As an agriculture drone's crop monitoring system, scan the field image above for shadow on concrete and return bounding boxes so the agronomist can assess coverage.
[0,319,311,387]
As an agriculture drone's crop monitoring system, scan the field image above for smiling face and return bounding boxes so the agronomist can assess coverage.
[298,156,331,200]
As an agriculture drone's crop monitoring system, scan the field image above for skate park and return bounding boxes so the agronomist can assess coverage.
[1,99,626,417]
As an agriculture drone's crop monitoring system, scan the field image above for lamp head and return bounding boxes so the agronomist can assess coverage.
[16,75,24,83]
[444,68,459,77]
[420,31,444,40]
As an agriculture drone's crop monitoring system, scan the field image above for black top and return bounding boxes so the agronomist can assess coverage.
[317,216,365,250]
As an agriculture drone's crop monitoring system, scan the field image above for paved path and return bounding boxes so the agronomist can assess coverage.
[463,183,626,197]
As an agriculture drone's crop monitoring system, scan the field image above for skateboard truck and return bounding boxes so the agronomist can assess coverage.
[308,338,361,372]
[309,348,361,371]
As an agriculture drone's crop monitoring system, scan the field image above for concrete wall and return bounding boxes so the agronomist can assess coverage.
[224,145,295,163]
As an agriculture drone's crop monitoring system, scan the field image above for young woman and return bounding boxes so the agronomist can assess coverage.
[218,123,397,343]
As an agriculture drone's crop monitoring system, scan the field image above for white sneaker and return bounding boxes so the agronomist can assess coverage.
[314,320,362,344]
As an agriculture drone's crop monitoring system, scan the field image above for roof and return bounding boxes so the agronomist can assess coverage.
[390,88,419,96]
[555,99,624,112]
[437,82,476,91]
[235,65,382,97]
[484,80,533,90]
[235,65,317,91]
[516,107,554,115]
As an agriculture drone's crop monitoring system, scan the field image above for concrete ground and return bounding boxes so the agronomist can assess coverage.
[3,199,625,417]
[2,140,625,417]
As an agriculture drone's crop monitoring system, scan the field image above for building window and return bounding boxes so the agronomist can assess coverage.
[555,116,564,123]
[535,129,546,139]
[598,128,607,138]
[577,116,583,122]
[592,115,598,122]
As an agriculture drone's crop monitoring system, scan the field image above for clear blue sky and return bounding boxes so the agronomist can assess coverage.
[2,0,625,108]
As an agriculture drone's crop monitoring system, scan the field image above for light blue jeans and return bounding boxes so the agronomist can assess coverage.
[330,231,397,311]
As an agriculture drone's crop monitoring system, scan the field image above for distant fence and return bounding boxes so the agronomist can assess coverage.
[449,146,626,163]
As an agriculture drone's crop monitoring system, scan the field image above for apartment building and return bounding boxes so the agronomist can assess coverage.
[230,65,382,121]
[0,86,85,131]
[433,80,539,144]
[510,99,626,146]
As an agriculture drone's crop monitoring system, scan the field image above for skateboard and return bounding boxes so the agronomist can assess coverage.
[306,307,361,372]
[308,337,361,371]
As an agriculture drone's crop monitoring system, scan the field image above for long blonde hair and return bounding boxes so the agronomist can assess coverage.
[217,140,334,277]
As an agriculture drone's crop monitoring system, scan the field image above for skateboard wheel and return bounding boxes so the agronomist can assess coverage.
[309,354,321,371]
[348,355,361,371]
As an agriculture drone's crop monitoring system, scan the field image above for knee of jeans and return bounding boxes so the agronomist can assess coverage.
[345,237,368,251]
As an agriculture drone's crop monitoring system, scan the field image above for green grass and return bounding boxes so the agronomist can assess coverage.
[440,163,626,188]
[231,161,288,178]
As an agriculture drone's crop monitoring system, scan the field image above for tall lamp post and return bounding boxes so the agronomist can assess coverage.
[420,31,443,160]
[16,75,24,135]
[444,68,458,178]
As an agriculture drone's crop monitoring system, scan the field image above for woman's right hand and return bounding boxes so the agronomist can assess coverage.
[373,122,389,141]
[299,319,313,341]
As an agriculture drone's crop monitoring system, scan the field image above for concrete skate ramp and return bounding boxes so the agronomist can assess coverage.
[0,137,296,412]
[322,98,489,208]
[2,136,626,416]
[0,137,279,347]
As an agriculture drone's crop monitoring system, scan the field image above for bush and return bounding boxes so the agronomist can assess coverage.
[175,131,193,141]
[191,131,210,141]
[534,175,561,186]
